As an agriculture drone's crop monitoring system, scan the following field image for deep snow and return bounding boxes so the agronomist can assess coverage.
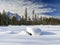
[26,27,42,36]
[0,25,60,45]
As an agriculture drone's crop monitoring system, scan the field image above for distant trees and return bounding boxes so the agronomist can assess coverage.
[25,8,27,21]
[0,12,2,25]
[12,16,17,25]
[0,9,60,26]
[0,10,10,25]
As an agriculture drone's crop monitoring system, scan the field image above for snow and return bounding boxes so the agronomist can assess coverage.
[26,27,42,36]
[0,25,60,45]
[18,31,29,36]
[0,31,11,35]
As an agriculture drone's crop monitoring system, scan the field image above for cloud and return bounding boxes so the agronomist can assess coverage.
[35,8,56,14]
[0,0,56,16]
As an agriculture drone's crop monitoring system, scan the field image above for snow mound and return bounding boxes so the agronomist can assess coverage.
[0,31,19,35]
[26,27,42,36]
[18,31,29,36]
[9,31,19,34]
[0,31,11,35]
[0,32,7,34]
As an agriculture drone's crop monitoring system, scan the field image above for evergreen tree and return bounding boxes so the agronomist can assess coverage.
[11,16,19,25]
[27,16,32,25]
[20,16,25,25]
[32,9,35,21]
[0,12,2,25]
[25,8,27,21]
[24,8,28,25]
[2,10,9,25]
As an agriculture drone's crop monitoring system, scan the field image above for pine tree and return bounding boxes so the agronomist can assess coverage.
[27,16,32,25]
[0,12,2,25]
[11,16,19,25]
[39,16,43,24]
[32,9,35,21]
[24,8,28,25]
[25,8,27,21]
[2,10,9,25]
[20,16,25,25]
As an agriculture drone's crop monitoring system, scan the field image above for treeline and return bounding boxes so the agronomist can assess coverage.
[0,9,60,26]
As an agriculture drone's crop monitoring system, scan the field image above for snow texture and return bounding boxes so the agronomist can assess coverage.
[26,27,42,36]
[0,25,59,45]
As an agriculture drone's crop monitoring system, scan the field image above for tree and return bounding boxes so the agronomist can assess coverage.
[27,16,32,25]
[32,9,35,21]
[24,8,28,25]
[20,16,25,25]
[0,12,2,25]
[11,16,19,25]
[25,8,27,21]
[2,10,9,25]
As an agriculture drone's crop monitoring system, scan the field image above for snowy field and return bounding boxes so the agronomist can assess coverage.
[0,25,60,45]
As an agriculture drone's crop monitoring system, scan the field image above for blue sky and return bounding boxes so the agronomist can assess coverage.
[0,0,60,17]
[42,0,60,16]
[28,0,60,16]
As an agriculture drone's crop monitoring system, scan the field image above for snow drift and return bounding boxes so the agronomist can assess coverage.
[0,25,59,45]
[26,27,42,36]
[0,31,11,35]
[18,31,29,36]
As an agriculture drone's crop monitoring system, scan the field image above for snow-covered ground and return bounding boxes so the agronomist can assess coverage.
[0,25,60,45]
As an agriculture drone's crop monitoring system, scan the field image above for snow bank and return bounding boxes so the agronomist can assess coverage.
[0,31,19,35]
[0,25,60,45]
[9,31,19,34]
[0,31,11,35]
[26,27,42,36]
[18,31,29,36]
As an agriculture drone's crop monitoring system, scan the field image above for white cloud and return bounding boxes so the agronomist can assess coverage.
[0,0,56,16]
[35,8,56,14]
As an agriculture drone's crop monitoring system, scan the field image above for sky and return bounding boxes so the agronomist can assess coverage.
[0,0,60,17]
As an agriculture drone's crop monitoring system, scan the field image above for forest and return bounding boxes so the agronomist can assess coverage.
[0,8,60,26]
